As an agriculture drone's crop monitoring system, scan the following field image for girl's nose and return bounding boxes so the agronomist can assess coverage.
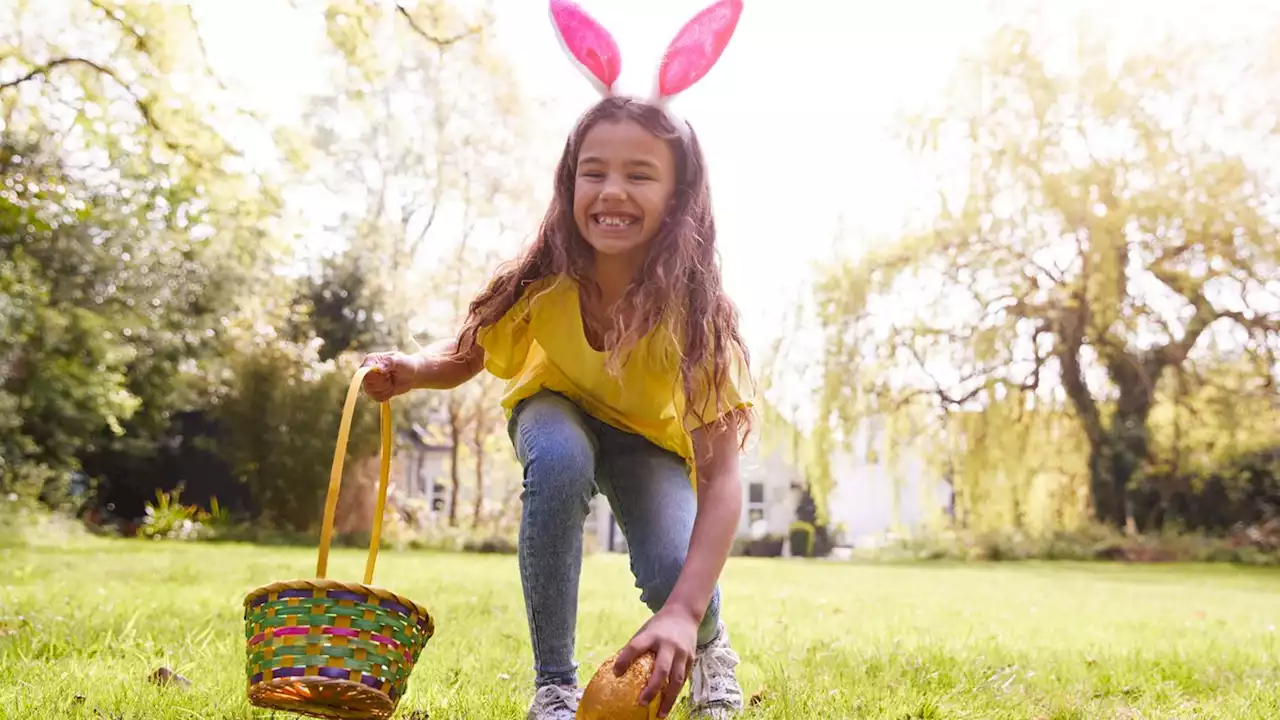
[600,176,627,201]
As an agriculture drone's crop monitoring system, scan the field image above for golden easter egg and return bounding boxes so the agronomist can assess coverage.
[576,651,662,720]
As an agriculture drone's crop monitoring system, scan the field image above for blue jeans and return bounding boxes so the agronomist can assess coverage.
[509,391,721,688]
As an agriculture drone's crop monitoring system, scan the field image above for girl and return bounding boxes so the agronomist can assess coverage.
[362,2,750,718]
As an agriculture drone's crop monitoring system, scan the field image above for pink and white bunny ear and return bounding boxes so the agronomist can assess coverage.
[655,0,743,101]
[548,0,622,96]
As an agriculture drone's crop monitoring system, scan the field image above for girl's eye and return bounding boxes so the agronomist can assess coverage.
[629,174,653,182]
[580,171,604,179]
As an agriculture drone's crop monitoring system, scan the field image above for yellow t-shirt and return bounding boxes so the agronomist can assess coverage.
[475,275,753,471]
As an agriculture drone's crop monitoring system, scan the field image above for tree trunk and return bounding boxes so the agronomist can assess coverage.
[472,415,485,529]
[1087,440,1122,528]
[447,404,461,528]
[1087,403,1152,529]
[1057,311,1159,530]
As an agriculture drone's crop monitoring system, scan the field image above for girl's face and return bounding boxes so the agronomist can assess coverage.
[572,119,676,264]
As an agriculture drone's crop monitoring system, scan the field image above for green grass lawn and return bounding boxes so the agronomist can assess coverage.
[2,537,1280,719]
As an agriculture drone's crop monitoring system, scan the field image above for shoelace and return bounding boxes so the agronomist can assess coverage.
[534,685,580,717]
[692,646,739,701]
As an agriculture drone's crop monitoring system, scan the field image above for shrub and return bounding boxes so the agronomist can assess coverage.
[851,522,1280,566]
[210,339,380,534]
[0,494,92,549]
[733,534,785,557]
[139,487,235,541]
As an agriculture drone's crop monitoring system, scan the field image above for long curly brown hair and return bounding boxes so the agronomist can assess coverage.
[454,95,753,446]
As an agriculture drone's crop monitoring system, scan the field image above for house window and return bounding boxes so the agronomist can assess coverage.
[747,482,765,523]
[429,482,448,513]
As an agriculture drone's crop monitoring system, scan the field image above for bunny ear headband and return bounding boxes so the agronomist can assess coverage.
[548,0,743,107]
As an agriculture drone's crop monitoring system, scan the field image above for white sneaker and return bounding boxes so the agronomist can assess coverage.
[688,624,744,718]
[527,683,582,720]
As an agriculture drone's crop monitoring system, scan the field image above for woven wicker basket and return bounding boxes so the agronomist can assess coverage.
[244,367,434,720]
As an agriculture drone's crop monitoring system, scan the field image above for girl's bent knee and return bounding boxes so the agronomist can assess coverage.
[635,550,687,609]
[515,394,597,506]
[524,440,595,497]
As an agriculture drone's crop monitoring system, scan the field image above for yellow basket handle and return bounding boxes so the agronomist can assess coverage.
[315,365,393,584]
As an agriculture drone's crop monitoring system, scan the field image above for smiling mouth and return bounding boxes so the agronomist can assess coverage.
[591,213,639,230]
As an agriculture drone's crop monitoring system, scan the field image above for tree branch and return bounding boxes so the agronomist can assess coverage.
[901,331,1046,410]
[1148,265,1237,371]
[0,56,217,168]
[395,4,482,47]
[1219,308,1280,334]
[1055,303,1103,445]
[87,0,155,57]
[1,57,120,93]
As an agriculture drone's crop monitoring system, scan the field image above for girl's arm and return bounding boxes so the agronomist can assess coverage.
[664,416,743,630]
[408,337,485,389]
[614,414,744,716]
[361,336,484,401]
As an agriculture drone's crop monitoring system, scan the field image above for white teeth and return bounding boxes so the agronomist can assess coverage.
[595,215,634,228]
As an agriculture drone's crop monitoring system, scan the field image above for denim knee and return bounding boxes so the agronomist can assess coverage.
[635,552,721,635]
[511,393,597,512]
[635,549,686,611]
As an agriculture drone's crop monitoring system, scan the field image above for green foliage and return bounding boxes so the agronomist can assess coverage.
[803,15,1280,529]
[942,393,1092,533]
[210,336,381,534]
[861,521,1280,567]
[0,494,94,549]
[1,1,286,507]
[0,145,141,503]
[140,487,215,541]
[290,251,400,361]
[282,0,541,534]
[1147,361,1280,489]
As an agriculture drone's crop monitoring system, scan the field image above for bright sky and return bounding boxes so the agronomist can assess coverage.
[184,0,1276,371]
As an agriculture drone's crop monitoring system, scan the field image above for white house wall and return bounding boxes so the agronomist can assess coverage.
[737,445,802,538]
[823,424,952,545]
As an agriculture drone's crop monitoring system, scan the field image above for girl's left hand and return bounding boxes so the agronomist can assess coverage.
[613,607,699,717]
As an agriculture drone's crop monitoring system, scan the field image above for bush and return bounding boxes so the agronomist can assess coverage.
[210,338,381,534]
[138,487,234,541]
[733,534,785,557]
[463,535,518,554]
[850,522,1280,566]
[199,513,523,557]
[0,494,93,549]
[403,522,519,555]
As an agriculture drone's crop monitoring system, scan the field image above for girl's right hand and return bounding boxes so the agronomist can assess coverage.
[360,351,422,402]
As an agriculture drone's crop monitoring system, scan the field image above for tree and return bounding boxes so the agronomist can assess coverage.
[211,335,382,533]
[1,0,285,504]
[1138,356,1280,530]
[295,0,544,527]
[808,17,1280,528]
[290,250,399,363]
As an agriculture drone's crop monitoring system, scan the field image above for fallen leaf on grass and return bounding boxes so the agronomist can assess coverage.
[148,667,192,689]
[749,687,770,706]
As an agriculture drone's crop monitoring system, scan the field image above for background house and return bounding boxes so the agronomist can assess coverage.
[585,419,953,555]
[586,442,807,554]
[389,408,524,530]
[824,420,953,547]
[392,422,454,519]
[389,406,954,554]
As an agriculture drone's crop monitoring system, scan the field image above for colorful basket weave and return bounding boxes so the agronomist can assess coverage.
[244,367,434,720]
